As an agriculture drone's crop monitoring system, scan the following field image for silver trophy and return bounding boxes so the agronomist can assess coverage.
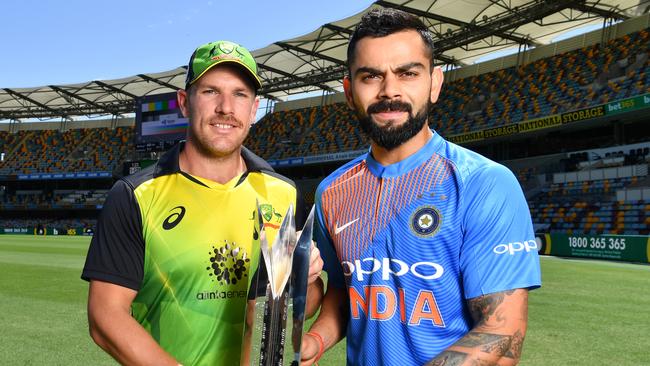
[241,201,315,366]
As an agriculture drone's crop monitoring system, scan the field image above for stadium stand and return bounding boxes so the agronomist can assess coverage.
[246,28,650,160]
[0,126,133,174]
[248,103,365,160]
[512,141,650,235]
[0,122,132,234]
[1,19,649,240]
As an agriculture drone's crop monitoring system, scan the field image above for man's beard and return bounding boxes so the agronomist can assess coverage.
[356,99,430,151]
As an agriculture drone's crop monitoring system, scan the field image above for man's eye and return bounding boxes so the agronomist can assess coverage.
[402,71,417,77]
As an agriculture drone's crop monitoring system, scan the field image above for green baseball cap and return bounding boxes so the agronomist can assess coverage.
[185,40,262,91]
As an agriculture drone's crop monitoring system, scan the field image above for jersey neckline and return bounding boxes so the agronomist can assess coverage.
[365,130,444,178]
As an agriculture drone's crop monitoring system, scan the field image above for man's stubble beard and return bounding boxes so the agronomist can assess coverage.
[186,113,248,159]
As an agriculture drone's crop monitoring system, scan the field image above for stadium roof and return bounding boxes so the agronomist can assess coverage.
[1,0,646,121]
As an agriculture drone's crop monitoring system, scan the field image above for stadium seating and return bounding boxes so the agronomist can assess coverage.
[2,29,649,237]
[529,199,649,235]
[1,30,647,170]
[526,157,650,235]
[247,103,366,160]
[247,29,650,160]
[0,127,134,174]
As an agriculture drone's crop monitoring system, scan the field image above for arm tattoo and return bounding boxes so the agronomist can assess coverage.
[505,329,524,359]
[426,351,494,366]
[456,332,511,355]
[426,290,526,365]
[425,351,467,366]
[465,290,522,359]
[467,289,515,326]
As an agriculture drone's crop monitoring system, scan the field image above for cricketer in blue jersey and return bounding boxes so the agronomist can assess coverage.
[300,8,541,366]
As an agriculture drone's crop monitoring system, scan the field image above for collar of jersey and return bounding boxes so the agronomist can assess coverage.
[155,141,274,179]
[185,171,244,190]
[365,130,444,178]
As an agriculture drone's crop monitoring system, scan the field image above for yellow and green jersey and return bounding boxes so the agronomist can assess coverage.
[82,142,298,365]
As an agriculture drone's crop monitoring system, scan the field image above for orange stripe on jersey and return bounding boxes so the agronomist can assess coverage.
[321,161,375,262]
[321,154,452,263]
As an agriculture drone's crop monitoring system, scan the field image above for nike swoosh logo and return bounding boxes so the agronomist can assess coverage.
[334,218,360,235]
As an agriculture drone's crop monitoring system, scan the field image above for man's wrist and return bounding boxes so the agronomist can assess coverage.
[305,331,325,363]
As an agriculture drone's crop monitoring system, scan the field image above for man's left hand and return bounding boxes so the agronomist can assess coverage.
[308,243,323,285]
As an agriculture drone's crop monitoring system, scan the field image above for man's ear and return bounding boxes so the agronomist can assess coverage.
[249,96,260,125]
[343,76,355,110]
[429,66,444,104]
[177,89,190,118]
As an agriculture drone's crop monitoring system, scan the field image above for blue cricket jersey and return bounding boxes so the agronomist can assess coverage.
[315,131,541,366]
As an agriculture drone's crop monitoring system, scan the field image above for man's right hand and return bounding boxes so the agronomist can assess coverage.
[300,332,322,366]
[87,280,179,365]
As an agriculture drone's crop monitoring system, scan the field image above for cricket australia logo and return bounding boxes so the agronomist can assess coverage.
[410,206,442,237]
[206,240,250,285]
[251,203,284,229]
[218,41,235,54]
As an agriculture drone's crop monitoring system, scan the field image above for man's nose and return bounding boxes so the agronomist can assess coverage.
[379,73,402,99]
[215,94,234,115]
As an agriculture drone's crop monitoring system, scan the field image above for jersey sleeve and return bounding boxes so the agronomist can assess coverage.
[459,163,541,299]
[314,186,346,288]
[81,179,145,290]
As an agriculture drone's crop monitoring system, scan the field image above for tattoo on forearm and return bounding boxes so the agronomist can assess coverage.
[426,351,467,366]
[456,332,511,354]
[504,329,524,359]
[467,290,515,326]
[427,290,526,365]
[429,331,515,365]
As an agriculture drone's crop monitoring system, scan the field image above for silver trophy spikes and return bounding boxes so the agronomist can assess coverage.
[241,201,315,366]
[261,203,296,301]
[289,206,315,366]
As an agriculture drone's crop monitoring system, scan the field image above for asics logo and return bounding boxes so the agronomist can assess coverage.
[162,206,186,230]
[334,218,359,235]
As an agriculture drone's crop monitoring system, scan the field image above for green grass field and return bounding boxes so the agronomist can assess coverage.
[1,235,648,365]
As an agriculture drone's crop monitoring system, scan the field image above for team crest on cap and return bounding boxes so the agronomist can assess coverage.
[218,41,235,54]
[410,206,442,237]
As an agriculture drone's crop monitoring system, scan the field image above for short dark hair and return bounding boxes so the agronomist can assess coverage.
[347,8,435,73]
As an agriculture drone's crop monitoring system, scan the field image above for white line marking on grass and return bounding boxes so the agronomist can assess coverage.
[540,255,650,271]
[0,251,85,270]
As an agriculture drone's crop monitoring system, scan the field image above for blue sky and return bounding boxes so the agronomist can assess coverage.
[0,0,372,88]
[0,1,609,93]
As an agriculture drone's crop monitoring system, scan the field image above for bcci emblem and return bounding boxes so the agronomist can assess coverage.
[410,206,442,237]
